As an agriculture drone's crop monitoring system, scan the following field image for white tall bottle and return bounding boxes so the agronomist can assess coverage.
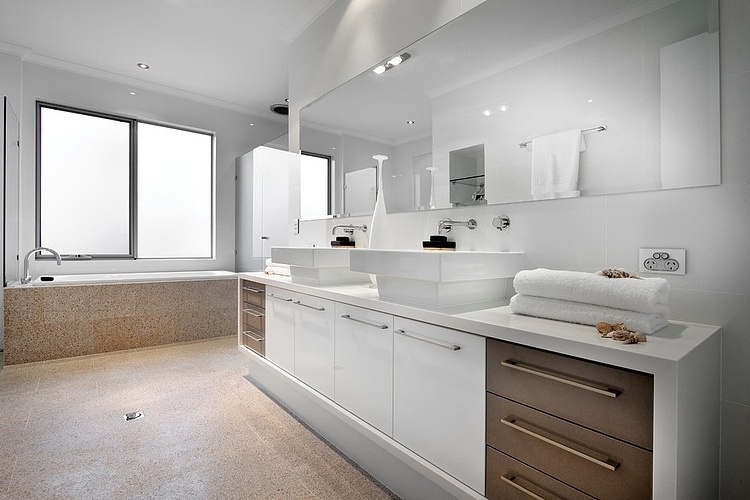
[369,154,389,250]
[368,155,389,286]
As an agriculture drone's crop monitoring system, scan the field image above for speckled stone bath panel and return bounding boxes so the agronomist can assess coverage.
[4,279,238,364]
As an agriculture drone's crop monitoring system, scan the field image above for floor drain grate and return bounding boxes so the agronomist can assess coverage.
[124,411,144,421]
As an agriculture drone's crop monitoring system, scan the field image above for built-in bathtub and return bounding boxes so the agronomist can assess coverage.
[4,270,238,364]
[28,270,236,286]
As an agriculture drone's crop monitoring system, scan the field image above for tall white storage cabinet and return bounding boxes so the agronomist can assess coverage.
[235,146,290,271]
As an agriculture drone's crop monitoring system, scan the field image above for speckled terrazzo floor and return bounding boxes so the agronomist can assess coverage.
[0,336,398,499]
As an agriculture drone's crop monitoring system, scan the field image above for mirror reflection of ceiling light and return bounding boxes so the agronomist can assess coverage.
[137,62,150,70]
[372,53,411,74]
[498,104,509,112]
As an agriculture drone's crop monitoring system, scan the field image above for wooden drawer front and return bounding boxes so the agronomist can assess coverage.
[242,330,265,356]
[241,281,266,308]
[487,394,652,500]
[486,446,594,500]
[242,304,265,334]
[487,339,653,450]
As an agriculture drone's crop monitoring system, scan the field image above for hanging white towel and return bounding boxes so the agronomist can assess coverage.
[531,128,586,200]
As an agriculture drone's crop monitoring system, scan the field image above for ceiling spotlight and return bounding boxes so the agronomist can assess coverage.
[498,104,509,112]
[406,120,415,125]
[129,91,137,96]
[483,109,492,117]
[372,53,410,74]
[137,62,150,70]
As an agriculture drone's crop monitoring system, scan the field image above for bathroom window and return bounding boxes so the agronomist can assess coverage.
[36,102,214,259]
[300,151,331,220]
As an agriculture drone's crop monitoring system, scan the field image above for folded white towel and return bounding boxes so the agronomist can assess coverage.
[265,265,290,276]
[531,129,586,200]
[513,268,670,315]
[264,259,290,276]
[510,294,669,334]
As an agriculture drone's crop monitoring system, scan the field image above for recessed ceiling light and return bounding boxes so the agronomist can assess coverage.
[483,109,492,116]
[498,104,509,112]
[137,62,150,70]
[373,53,410,74]
[406,120,415,125]
[129,91,137,96]
[249,123,254,126]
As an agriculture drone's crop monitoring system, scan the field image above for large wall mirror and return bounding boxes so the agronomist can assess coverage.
[300,0,720,216]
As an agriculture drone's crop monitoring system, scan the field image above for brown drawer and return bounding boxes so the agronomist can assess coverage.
[487,339,653,450]
[241,281,266,308]
[487,393,652,500]
[486,446,594,500]
[242,304,265,333]
[242,329,265,356]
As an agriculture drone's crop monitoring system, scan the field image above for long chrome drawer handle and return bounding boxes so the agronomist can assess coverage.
[269,293,293,302]
[242,308,265,318]
[500,473,560,500]
[340,314,388,330]
[242,286,264,293]
[501,360,620,398]
[243,331,265,342]
[501,417,620,471]
[395,329,460,351]
[294,300,325,311]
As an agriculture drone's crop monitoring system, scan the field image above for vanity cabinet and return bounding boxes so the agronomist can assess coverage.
[265,286,335,398]
[293,293,335,398]
[393,317,486,494]
[239,280,266,356]
[334,303,394,434]
[485,339,654,500]
[265,286,296,373]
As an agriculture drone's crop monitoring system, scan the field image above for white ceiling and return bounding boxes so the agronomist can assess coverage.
[0,0,335,116]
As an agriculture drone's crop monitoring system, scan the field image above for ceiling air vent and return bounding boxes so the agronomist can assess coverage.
[270,103,289,115]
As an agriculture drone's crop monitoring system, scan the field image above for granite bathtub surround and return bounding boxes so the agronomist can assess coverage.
[3,279,238,365]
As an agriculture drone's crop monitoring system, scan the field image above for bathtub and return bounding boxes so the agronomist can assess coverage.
[4,270,239,364]
[29,270,236,286]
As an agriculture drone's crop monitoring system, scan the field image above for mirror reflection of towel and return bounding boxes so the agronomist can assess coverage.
[531,129,586,200]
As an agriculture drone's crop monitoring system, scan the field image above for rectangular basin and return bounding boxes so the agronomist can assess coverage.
[349,249,524,308]
[271,247,369,286]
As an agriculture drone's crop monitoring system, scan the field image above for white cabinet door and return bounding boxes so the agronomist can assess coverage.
[393,317,486,494]
[294,293,335,399]
[334,303,394,435]
[265,286,296,374]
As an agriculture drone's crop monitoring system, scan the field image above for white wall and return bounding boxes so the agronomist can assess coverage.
[289,0,750,497]
[6,60,287,277]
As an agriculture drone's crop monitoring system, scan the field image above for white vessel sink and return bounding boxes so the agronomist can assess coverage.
[349,249,524,308]
[271,247,369,286]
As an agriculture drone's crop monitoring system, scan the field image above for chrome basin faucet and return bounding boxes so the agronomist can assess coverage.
[21,247,62,284]
[437,218,477,234]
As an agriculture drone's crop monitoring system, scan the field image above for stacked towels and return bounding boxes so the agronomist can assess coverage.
[509,268,670,334]
[264,258,290,276]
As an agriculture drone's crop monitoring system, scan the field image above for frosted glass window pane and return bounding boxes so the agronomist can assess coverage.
[137,123,213,258]
[300,154,329,220]
[39,107,131,255]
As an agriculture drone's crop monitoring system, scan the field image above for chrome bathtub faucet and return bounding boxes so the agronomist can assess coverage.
[21,247,62,284]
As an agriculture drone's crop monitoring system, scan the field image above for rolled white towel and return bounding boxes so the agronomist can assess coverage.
[509,294,669,334]
[513,268,670,315]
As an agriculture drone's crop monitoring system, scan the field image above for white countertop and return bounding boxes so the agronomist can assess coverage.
[238,272,720,374]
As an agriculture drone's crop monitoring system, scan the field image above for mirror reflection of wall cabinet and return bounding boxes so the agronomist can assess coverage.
[299,0,720,217]
[344,167,376,216]
[449,144,485,207]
